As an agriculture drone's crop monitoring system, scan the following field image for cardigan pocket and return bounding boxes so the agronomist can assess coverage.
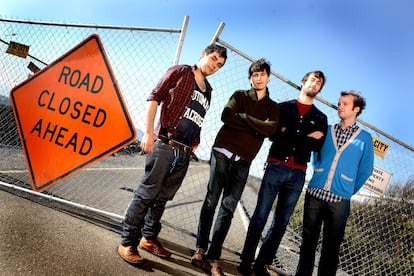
[341,173,353,182]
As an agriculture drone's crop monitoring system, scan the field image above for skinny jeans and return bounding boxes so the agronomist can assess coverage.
[296,193,350,276]
[196,149,250,261]
[121,140,190,246]
[242,162,305,268]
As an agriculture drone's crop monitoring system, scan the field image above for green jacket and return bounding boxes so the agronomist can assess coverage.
[213,88,280,163]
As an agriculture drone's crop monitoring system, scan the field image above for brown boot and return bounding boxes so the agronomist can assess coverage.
[139,237,172,258]
[117,245,143,264]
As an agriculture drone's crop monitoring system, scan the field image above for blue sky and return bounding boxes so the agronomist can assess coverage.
[2,0,414,147]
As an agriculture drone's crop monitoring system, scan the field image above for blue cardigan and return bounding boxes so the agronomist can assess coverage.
[308,125,374,199]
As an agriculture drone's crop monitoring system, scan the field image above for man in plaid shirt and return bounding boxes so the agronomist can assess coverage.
[117,44,227,265]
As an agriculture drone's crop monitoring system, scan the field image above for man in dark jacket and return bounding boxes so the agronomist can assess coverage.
[238,70,328,276]
[191,58,280,276]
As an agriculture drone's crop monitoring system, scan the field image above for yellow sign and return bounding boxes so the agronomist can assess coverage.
[6,41,30,58]
[27,62,40,73]
[372,137,389,159]
[10,34,136,192]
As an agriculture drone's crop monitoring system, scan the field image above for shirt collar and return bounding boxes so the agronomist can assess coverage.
[248,87,269,101]
[335,121,359,131]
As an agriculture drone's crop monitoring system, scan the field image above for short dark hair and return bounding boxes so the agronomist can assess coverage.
[248,58,271,79]
[204,44,227,63]
[341,90,366,117]
[301,70,326,90]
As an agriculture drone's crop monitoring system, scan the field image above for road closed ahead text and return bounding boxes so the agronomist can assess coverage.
[30,65,107,155]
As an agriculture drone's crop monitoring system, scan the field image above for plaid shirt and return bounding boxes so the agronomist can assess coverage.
[308,122,359,203]
[334,122,359,149]
[147,64,212,147]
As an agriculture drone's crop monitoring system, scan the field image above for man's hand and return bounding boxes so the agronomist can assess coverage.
[140,133,155,154]
[307,131,324,139]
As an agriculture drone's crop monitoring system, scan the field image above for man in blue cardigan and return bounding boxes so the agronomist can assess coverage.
[296,90,374,276]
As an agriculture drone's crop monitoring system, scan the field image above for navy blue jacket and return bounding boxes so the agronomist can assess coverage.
[267,99,328,166]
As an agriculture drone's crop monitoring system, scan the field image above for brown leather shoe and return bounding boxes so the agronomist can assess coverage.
[139,237,172,258]
[191,250,204,265]
[210,262,225,276]
[117,245,143,264]
[191,250,212,273]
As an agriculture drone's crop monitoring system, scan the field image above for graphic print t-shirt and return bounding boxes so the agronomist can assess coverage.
[175,86,211,147]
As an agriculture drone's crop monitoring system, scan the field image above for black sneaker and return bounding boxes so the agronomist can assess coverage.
[253,264,270,276]
[237,262,252,276]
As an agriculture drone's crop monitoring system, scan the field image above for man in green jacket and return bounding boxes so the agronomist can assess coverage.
[191,58,280,276]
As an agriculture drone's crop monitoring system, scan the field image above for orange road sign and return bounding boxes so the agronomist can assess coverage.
[10,34,136,192]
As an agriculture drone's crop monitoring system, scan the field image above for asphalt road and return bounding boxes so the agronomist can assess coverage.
[0,189,219,276]
[0,145,283,276]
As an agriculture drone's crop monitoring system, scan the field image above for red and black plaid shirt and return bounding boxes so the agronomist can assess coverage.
[147,64,212,146]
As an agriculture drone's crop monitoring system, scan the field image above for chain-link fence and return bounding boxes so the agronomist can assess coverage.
[1,17,413,275]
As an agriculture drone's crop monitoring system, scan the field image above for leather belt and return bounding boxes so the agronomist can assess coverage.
[158,136,193,156]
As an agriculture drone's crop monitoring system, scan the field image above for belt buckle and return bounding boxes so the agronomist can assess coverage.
[163,137,192,156]
[159,136,167,144]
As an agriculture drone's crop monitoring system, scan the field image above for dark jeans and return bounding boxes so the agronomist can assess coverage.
[296,193,350,276]
[241,162,305,267]
[196,150,250,261]
[121,140,190,246]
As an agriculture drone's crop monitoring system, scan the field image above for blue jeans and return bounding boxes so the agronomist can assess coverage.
[196,150,250,261]
[241,162,305,267]
[296,193,350,276]
[121,140,190,246]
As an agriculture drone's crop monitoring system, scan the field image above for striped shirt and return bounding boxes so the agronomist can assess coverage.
[307,122,359,203]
